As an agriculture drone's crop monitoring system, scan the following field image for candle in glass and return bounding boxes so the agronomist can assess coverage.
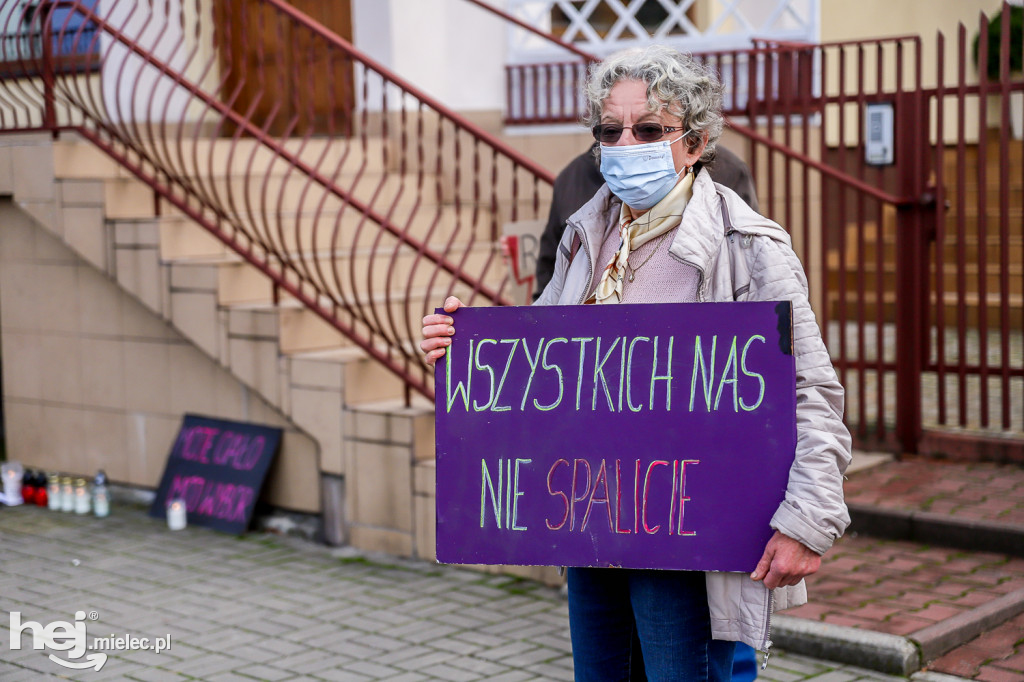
[92,471,109,518]
[1,462,24,505]
[60,477,74,512]
[73,479,90,515]
[166,499,187,531]
[47,474,61,510]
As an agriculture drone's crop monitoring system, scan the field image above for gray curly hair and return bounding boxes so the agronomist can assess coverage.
[584,45,725,162]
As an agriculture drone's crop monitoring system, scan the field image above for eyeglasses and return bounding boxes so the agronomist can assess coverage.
[592,122,683,143]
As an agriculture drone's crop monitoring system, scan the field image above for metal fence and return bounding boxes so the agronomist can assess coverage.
[730,20,1023,459]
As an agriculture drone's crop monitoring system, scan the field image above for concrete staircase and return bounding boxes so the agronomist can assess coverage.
[3,132,426,550]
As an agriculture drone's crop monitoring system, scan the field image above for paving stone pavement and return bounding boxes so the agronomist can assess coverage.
[843,460,1024,525]
[826,459,1024,680]
[0,504,978,681]
[784,536,1024,636]
[927,611,1024,681]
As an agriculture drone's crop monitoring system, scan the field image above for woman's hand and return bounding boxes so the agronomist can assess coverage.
[420,296,464,366]
[750,530,821,589]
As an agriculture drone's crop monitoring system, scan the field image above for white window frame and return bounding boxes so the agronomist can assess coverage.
[505,0,820,64]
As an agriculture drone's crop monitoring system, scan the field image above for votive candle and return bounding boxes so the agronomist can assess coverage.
[166,499,187,531]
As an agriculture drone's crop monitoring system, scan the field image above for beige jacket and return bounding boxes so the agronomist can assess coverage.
[535,170,852,651]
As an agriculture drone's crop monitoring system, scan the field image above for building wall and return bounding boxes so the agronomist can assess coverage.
[819,0,1006,146]
[822,0,1004,47]
[352,0,507,112]
[0,199,320,513]
[821,0,1006,96]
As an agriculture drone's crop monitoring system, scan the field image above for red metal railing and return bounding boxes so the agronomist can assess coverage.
[736,19,1024,457]
[505,60,589,125]
[0,0,554,401]
[920,11,1024,458]
[504,44,822,125]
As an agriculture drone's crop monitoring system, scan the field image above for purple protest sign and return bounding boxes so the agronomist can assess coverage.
[434,302,796,572]
[149,414,282,534]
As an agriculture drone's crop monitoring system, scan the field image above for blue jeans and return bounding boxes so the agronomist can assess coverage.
[732,643,758,682]
[567,567,735,681]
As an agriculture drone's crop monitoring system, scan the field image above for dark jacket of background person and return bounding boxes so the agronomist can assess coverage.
[533,142,759,301]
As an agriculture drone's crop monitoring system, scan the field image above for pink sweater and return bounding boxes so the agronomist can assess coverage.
[588,223,701,304]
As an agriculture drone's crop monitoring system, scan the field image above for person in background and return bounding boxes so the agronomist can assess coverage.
[423,45,850,681]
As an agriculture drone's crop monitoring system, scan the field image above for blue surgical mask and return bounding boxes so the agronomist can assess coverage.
[599,133,688,210]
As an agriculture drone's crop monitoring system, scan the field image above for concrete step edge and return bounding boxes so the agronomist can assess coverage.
[847,502,1024,557]
[911,587,1024,664]
[344,396,434,415]
[775,585,1024,676]
[771,615,919,676]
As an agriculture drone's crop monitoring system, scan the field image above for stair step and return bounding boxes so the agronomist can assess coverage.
[54,136,394,180]
[56,136,546,214]
[293,347,409,407]
[206,239,501,307]
[194,172,456,213]
[167,136,393,176]
[840,213,1023,247]
[156,203,500,261]
[834,220,1023,260]
[220,301,409,405]
[104,177,160,219]
[277,280,496,355]
[827,261,1019,290]
[829,237,1024,271]
[52,138,131,179]
[828,290,1024,326]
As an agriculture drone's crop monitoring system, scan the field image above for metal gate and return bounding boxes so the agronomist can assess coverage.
[718,8,1023,459]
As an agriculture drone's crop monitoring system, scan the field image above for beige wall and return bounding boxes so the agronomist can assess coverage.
[819,1,1008,146]
[822,1,1002,46]
[822,0,1003,102]
[0,199,320,513]
[453,109,595,177]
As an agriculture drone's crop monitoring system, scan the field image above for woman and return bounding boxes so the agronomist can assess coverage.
[422,46,851,681]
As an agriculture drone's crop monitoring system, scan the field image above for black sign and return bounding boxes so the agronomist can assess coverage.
[149,414,283,534]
